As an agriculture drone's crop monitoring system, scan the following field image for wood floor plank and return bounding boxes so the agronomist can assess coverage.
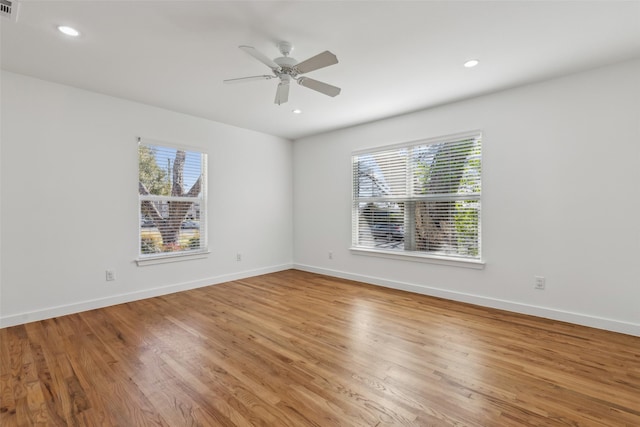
[2,269,639,426]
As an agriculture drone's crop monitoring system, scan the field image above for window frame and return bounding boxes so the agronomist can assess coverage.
[136,137,209,266]
[350,131,484,269]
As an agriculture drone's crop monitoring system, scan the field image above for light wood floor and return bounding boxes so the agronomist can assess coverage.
[1,270,639,426]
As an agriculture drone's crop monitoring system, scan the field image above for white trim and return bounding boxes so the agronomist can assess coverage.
[350,247,485,269]
[136,250,210,266]
[140,194,203,203]
[352,131,482,262]
[293,263,640,337]
[137,137,208,260]
[0,263,293,328]
[355,194,481,203]
[137,136,207,154]
[351,129,482,156]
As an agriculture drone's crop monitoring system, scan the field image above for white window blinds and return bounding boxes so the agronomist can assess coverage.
[138,139,207,257]
[352,133,481,260]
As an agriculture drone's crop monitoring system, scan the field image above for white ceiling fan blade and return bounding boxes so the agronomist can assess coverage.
[274,82,290,105]
[295,51,338,74]
[297,77,341,97]
[239,45,281,71]
[223,75,275,84]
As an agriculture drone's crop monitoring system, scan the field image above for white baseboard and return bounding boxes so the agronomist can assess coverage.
[6,263,637,337]
[293,263,640,337]
[0,263,293,328]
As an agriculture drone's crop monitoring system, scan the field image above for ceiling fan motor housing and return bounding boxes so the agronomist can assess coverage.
[274,56,298,76]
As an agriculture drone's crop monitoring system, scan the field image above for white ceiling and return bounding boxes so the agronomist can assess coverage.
[2,1,639,140]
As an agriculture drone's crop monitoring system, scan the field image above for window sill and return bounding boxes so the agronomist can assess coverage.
[136,251,210,266]
[350,247,485,269]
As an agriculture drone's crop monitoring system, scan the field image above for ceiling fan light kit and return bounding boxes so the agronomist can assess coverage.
[224,41,341,105]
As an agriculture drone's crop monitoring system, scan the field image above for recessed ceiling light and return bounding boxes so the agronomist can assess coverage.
[57,26,80,37]
[292,109,302,114]
[464,59,479,68]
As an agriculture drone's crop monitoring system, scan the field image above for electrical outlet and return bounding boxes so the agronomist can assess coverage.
[105,270,115,282]
[534,276,545,290]
[328,251,333,260]
[236,253,242,262]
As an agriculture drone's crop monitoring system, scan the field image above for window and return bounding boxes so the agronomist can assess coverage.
[352,132,481,263]
[138,138,207,260]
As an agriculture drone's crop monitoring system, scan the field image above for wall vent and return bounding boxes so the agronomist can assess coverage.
[0,0,19,22]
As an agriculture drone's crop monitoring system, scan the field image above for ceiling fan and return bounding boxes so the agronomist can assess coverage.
[224,41,341,105]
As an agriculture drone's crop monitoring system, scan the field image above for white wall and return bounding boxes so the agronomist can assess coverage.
[293,59,640,336]
[3,61,639,336]
[0,71,293,327]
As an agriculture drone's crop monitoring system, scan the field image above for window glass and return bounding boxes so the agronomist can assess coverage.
[138,141,207,257]
[352,133,481,260]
